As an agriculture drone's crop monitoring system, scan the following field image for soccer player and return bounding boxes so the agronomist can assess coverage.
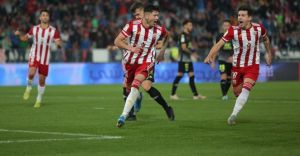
[216,20,234,100]
[122,2,144,121]
[123,2,173,122]
[114,5,174,127]
[204,5,272,125]
[170,20,206,100]
[15,9,61,108]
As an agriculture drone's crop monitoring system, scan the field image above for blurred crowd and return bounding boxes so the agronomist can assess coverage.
[0,0,299,63]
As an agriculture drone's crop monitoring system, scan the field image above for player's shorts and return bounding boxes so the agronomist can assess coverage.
[123,62,154,86]
[218,60,232,75]
[28,58,49,76]
[178,62,194,73]
[231,64,259,87]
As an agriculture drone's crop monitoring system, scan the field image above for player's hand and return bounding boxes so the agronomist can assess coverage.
[14,30,20,36]
[265,52,272,66]
[204,55,214,64]
[204,55,216,69]
[129,46,143,54]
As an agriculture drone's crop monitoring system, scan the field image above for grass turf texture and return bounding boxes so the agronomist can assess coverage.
[0,81,299,156]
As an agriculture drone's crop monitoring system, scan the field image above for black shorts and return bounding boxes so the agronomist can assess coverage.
[218,60,232,75]
[146,66,155,82]
[178,62,194,73]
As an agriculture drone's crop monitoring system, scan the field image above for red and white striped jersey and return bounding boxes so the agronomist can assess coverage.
[222,23,267,67]
[27,25,60,65]
[121,19,168,64]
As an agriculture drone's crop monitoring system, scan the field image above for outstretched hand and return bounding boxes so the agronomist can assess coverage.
[204,55,216,69]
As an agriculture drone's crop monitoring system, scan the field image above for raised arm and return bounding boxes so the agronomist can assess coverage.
[15,30,29,41]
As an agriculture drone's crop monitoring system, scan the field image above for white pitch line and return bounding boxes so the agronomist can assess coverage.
[0,136,122,144]
[94,107,105,110]
[0,129,122,138]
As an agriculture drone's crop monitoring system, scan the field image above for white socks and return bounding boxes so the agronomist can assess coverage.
[37,85,45,102]
[231,88,250,116]
[121,87,139,117]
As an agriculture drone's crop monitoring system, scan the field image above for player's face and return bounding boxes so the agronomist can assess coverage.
[185,22,193,33]
[133,8,144,19]
[238,10,252,29]
[40,12,49,24]
[145,11,159,27]
[222,22,231,32]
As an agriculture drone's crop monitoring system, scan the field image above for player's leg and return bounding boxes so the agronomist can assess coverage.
[117,73,146,127]
[34,64,48,108]
[142,80,175,121]
[23,59,38,100]
[188,63,206,100]
[228,66,258,125]
[219,61,228,100]
[224,63,232,99]
[171,62,184,100]
[117,63,149,127]
[124,83,137,121]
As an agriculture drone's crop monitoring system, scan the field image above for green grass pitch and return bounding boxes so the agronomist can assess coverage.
[0,81,299,156]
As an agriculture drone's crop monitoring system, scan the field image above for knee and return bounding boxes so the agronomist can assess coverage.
[142,81,152,92]
[177,72,183,77]
[28,73,35,79]
[233,88,241,97]
[39,77,46,86]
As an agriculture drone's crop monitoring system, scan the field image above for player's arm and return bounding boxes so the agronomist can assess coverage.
[14,30,29,41]
[114,33,141,53]
[55,39,62,49]
[262,35,272,66]
[204,39,226,68]
[156,33,169,62]
[181,43,193,55]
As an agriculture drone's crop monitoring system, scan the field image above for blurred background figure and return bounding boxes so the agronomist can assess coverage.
[0,0,298,63]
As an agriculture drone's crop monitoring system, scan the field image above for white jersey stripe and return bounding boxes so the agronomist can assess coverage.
[40,29,48,64]
[247,27,255,66]
[240,30,248,67]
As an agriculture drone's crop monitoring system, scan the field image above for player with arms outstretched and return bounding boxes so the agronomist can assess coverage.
[15,9,61,108]
[204,5,272,125]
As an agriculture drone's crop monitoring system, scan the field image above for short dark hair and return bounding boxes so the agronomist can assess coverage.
[130,2,144,14]
[183,19,192,26]
[144,5,160,13]
[40,9,50,16]
[238,5,253,16]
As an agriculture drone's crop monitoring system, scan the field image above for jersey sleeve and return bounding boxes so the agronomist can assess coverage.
[260,24,267,38]
[26,27,34,38]
[121,22,133,37]
[180,33,186,44]
[222,26,234,42]
[53,29,60,40]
